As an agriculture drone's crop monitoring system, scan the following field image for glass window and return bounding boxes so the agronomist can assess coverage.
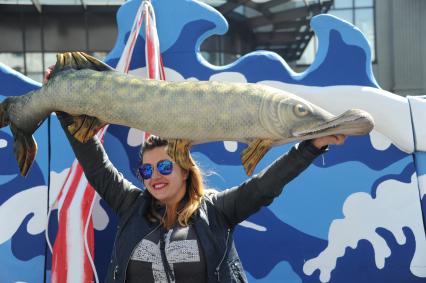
[243,6,262,18]
[333,0,353,9]
[27,73,43,83]
[296,37,317,66]
[44,52,58,69]
[233,5,244,16]
[0,53,25,73]
[355,8,375,59]
[0,0,32,3]
[92,52,108,61]
[25,53,44,83]
[26,53,43,73]
[355,0,373,8]
[329,10,354,23]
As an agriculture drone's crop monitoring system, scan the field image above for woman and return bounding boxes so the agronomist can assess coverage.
[46,59,346,283]
[59,116,344,283]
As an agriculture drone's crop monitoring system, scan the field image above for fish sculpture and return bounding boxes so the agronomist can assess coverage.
[0,52,374,176]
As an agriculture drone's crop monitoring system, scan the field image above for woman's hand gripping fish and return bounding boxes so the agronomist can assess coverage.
[0,52,374,176]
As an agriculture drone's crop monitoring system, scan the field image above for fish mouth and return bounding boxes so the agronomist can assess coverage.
[292,109,374,139]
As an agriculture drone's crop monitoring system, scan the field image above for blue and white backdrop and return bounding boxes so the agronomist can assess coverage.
[0,0,425,282]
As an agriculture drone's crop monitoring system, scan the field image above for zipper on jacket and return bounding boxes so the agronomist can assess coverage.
[113,225,121,266]
[159,229,174,283]
[214,228,231,282]
[113,265,119,280]
[112,224,122,281]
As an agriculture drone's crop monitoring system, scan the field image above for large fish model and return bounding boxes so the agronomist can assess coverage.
[0,52,374,176]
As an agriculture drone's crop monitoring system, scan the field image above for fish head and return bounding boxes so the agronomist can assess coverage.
[290,107,375,141]
[269,94,374,142]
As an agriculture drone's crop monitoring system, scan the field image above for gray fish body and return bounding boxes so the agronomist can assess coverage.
[1,54,374,178]
[10,69,327,143]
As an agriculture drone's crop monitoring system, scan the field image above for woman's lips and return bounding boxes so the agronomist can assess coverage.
[152,183,167,190]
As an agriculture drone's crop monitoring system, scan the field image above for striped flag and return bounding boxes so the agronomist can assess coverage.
[49,1,165,282]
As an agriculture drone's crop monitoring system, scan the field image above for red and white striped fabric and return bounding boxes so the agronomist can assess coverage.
[49,1,165,282]
[144,1,166,81]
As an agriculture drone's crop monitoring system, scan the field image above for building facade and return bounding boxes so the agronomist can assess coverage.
[0,0,425,96]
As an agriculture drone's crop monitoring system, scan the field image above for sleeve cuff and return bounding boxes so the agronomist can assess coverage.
[296,140,328,161]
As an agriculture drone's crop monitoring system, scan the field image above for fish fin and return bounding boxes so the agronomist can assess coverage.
[51,51,115,78]
[241,139,273,176]
[167,139,195,170]
[77,52,115,71]
[10,124,38,177]
[50,52,111,139]
[67,115,107,143]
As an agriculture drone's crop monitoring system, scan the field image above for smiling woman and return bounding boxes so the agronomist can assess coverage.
[57,99,345,283]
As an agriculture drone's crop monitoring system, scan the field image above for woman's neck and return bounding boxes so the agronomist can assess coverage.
[163,195,186,230]
[164,208,177,230]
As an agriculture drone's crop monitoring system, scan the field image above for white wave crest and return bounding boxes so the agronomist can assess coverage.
[369,130,393,151]
[0,138,7,148]
[127,128,145,147]
[92,195,109,231]
[209,72,247,83]
[0,186,47,244]
[303,173,426,282]
[50,169,70,207]
[128,67,185,82]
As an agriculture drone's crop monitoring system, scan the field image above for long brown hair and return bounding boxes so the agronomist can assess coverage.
[140,136,205,227]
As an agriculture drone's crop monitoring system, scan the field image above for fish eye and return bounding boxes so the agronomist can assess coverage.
[293,104,310,117]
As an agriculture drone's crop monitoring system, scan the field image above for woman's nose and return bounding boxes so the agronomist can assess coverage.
[151,167,161,179]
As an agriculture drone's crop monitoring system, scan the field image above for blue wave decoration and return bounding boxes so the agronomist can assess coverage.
[105,125,143,184]
[11,213,45,261]
[0,240,45,283]
[93,200,117,281]
[414,152,426,176]
[1,0,424,282]
[234,207,326,279]
[303,15,378,87]
[0,61,48,282]
[371,162,416,198]
[106,0,227,62]
[312,135,408,171]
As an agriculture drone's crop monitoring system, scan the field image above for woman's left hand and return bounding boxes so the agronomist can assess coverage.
[311,134,346,149]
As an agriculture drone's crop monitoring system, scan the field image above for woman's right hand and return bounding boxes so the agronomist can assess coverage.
[43,65,55,84]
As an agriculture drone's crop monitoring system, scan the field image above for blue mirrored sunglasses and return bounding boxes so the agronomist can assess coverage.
[138,159,174,180]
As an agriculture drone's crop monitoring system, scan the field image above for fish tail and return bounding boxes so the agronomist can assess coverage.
[10,124,38,177]
[0,97,38,176]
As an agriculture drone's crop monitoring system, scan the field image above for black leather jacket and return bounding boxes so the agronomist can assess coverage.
[66,133,324,283]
